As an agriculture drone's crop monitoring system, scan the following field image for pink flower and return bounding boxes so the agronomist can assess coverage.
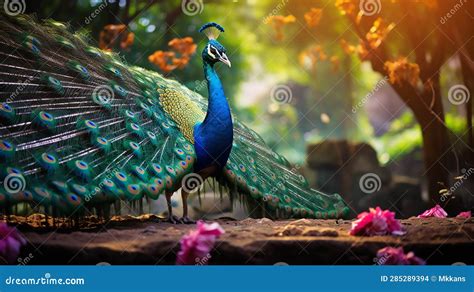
[417,204,447,218]
[349,207,405,236]
[0,223,26,264]
[456,211,471,219]
[176,220,224,265]
[375,247,425,265]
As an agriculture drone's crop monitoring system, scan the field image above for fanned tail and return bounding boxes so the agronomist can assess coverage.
[220,122,350,219]
[0,13,348,220]
[0,13,196,218]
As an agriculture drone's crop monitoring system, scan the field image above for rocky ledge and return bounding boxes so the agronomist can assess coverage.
[15,217,474,265]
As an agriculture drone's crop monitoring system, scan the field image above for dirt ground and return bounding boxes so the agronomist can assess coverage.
[10,216,474,265]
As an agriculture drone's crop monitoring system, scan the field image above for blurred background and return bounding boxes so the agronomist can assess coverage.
[19,0,473,218]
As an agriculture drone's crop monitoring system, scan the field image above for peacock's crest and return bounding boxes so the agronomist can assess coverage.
[199,22,224,40]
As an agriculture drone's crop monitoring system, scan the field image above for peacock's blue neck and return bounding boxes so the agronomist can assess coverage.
[192,61,233,171]
[202,62,231,125]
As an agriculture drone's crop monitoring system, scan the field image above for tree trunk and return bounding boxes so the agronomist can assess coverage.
[398,74,454,206]
[417,114,451,198]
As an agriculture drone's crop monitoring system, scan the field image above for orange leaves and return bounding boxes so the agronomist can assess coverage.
[148,37,197,73]
[168,37,197,57]
[148,51,177,73]
[339,16,394,62]
[120,31,134,49]
[340,39,356,55]
[304,8,322,27]
[299,45,323,71]
[335,0,357,16]
[365,18,395,50]
[384,58,420,87]
[266,7,323,41]
[339,39,370,61]
[99,24,135,51]
[299,45,340,73]
[266,15,296,41]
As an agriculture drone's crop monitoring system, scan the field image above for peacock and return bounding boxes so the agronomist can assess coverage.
[0,13,349,225]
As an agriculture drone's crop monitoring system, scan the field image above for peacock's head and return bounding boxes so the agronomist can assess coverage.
[199,22,231,67]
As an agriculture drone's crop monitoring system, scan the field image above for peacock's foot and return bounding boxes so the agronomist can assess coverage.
[179,216,196,224]
[165,215,181,224]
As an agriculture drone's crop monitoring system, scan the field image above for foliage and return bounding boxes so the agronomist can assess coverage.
[28,0,472,182]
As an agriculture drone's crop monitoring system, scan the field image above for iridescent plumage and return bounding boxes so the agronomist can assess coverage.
[0,15,348,222]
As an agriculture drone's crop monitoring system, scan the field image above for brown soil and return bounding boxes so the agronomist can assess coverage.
[9,216,474,265]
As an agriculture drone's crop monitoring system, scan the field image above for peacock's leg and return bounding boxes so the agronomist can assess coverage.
[179,189,195,224]
[165,191,179,224]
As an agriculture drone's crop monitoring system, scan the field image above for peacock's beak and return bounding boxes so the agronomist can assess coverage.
[219,53,231,68]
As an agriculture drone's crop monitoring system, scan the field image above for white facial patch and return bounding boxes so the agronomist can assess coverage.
[207,45,222,60]
[207,44,216,59]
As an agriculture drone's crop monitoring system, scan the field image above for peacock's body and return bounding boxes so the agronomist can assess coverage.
[0,13,349,223]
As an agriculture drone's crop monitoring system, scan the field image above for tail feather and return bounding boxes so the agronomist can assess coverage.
[0,13,196,215]
[0,13,348,219]
[222,123,349,219]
